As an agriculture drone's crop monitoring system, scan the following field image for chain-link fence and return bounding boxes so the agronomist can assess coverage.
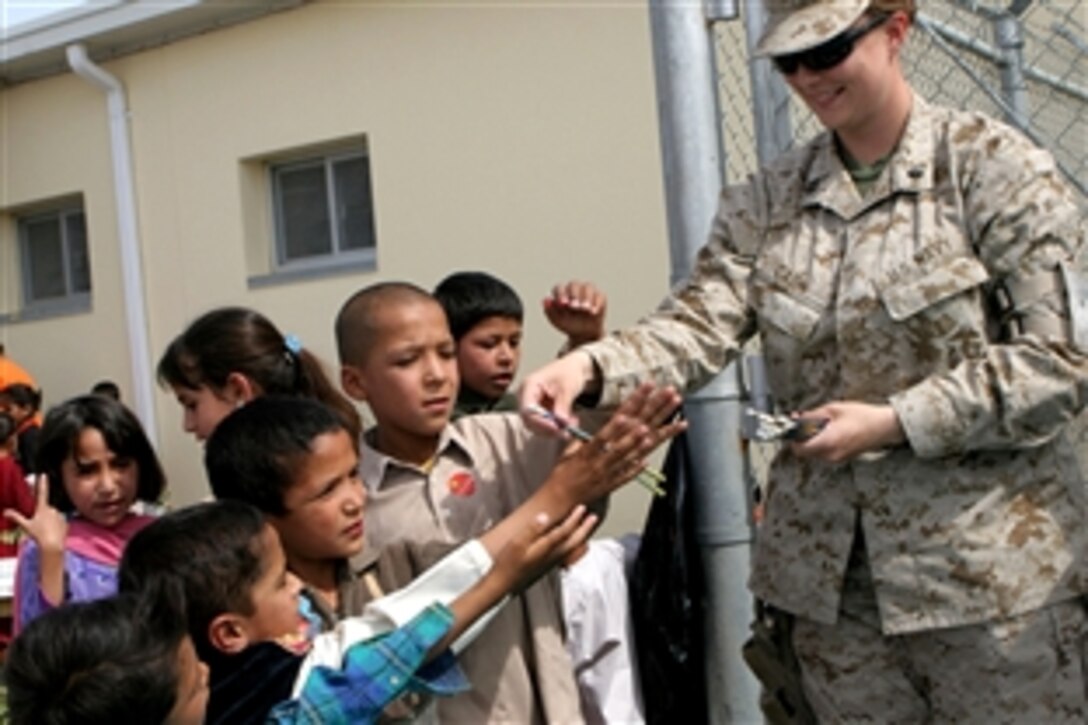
[715,0,1087,193]
[711,0,1088,488]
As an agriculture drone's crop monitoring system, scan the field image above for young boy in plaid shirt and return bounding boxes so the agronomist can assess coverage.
[120,389,678,723]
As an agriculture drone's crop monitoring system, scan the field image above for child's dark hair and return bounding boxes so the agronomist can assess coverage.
[335,281,439,367]
[0,383,42,414]
[158,306,361,438]
[433,272,524,341]
[205,396,351,515]
[0,412,16,445]
[35,395,165,513]
[118,500,268,662]
[5,592,189,725]
[90,380,122,401]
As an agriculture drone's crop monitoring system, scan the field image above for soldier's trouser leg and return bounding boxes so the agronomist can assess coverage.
[791,552,1087,723]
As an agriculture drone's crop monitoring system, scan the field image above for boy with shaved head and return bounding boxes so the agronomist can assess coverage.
[335,282,682,724]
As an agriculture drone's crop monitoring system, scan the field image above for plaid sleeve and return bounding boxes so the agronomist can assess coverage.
[267,603,469,725]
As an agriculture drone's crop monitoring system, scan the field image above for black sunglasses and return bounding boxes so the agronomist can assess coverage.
[772,13,890,75]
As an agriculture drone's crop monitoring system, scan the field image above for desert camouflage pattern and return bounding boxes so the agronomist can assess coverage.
[586,95,1088,634]
[792,545,1088,722]
[756,0,868,57]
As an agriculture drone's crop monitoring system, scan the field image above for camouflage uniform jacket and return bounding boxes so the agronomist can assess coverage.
[586,95,1088,634]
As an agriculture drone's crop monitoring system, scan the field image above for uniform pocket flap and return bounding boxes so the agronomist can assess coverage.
[881,256,990,321]
[754,287,822,339]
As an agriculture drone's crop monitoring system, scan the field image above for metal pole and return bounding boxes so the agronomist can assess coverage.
[647,1,761,722]
[743,0,794,162]
[993,12,1030,131]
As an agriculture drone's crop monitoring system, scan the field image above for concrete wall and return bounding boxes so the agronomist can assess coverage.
[0,0,670,535]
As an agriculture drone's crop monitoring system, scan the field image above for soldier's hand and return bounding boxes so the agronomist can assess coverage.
[789,401,905,464]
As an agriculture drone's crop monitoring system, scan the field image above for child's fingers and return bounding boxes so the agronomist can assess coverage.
[549,281,585,308]
[580,286,607,316]
[530,506,597,561]
[528,505,584,549]
[539,505,585,541]
[34,474,49,507]
[590,414,645,461]
[552,512,598,560]
[2,509,29,530]
[651,418,688,447]
[609,383,656,423]
[626,385,682,428]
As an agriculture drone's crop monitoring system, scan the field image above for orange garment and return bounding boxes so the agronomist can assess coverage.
[0,356,42,426]
[0,356,35,391]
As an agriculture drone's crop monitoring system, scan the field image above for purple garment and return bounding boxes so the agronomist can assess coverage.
[14,539,122,632]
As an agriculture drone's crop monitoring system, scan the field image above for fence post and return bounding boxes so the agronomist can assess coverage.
[743,0,794,162]
[993,11,1030,131]
[647,1,762,722]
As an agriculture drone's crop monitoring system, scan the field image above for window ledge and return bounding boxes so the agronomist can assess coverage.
[0,297,92,324]
[247,255,377,289]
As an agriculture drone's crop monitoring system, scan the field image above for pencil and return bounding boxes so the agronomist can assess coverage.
[524,405,666,497]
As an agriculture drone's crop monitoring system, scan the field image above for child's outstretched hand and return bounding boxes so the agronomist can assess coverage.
[550,383,685,503]
[493,506,597,594]
[4,474,67,554]
[543,280,608,348]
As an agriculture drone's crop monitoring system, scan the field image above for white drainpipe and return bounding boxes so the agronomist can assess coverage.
[66,43,158,445]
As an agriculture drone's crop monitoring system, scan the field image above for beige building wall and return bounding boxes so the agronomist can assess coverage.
[0,0,671,534]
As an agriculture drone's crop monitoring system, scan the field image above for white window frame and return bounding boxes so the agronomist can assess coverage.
[18,205,91,316]
[269,149,376,274]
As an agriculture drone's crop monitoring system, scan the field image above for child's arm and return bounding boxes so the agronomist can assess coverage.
[293,385,682,684]
[501,382,682,540]
[0,459,34,518]
[432,505,595,656]
[543,280,608,349]
[4,476,67,612]
[280,508,596,722]
[437,382,681,647]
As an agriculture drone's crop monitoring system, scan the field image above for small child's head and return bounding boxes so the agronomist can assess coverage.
[0,383,42,425]
[335,282,458,445]
[36,395,165,526]
[0,412,16,455]
[158,306,360,442]
[205,396,366,565]
[119,500,306,663]
[434,272,524,401]
[5,593,208,725]
[90,379,122,401]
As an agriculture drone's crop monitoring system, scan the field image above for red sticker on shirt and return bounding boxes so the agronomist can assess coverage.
[447,471,476,497]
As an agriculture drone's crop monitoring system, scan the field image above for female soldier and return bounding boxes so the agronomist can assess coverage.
[521,0,1088,720]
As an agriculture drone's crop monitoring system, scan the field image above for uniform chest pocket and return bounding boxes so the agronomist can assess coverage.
[880,256,990,321]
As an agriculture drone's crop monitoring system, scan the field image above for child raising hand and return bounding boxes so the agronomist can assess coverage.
[3,395,165,633]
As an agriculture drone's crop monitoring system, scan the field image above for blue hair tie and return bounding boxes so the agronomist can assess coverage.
[284,334,302,355]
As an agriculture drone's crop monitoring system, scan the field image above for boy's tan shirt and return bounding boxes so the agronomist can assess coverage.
[358,413,584,725]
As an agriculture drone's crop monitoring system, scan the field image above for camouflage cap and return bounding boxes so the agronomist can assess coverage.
[755,0,870,57]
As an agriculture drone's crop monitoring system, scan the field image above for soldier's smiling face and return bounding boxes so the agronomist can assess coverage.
[783,13,908,137]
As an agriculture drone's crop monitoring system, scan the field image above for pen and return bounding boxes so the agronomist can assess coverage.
[524,404,666,497]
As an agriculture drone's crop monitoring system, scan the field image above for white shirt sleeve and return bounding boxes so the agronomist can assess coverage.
[291,539,501,696]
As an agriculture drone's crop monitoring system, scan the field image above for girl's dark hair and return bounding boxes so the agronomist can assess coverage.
[205,396,351,515]
[119,500,267,663]
[5,592,188,725]
[35,395,166,513]
[433,272,523,340]
[0,383,42,413]
[158,306,361,438]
